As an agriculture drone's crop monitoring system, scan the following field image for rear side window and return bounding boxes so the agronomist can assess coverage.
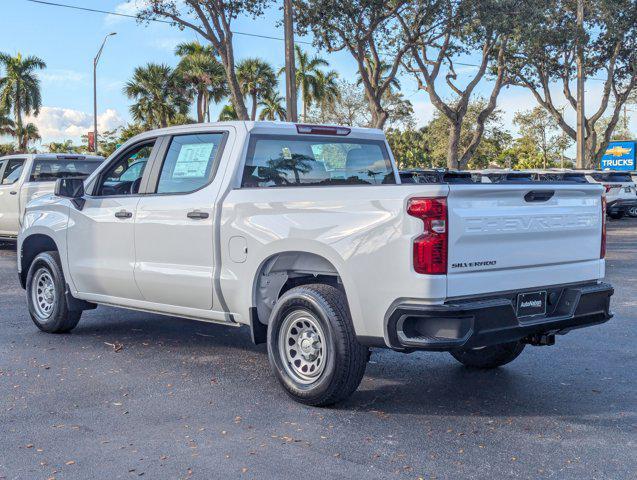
[29,160,101,182]
[156,133,225,194]
[242,135,395,187]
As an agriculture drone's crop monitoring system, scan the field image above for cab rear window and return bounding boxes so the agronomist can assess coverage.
[241,135,395,187]
[29,160,101,182]
[591,172,632,182]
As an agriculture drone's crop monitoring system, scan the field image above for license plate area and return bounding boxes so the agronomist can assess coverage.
[516,291,547,318]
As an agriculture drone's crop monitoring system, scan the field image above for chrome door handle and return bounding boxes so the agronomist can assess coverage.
[114,209,133,219]
[187,210,209,220]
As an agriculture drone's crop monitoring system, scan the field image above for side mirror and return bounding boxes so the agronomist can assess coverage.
[54,178,85,210]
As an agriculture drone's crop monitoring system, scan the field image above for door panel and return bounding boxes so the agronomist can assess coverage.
[134,132,227,310]
[66,139,159,299]
[67,196,143,298]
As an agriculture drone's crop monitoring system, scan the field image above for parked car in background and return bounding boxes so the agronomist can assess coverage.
[479,169,536,183]
[0,154,104,241]
[584,171,637,219]
[17,122,613,406]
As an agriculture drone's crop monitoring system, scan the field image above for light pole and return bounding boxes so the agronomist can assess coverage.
[575,0,585,168]
[93,32,117,153]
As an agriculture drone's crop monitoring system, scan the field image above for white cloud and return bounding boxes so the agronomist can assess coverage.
[40,69,87,84]
[26,107,125,143]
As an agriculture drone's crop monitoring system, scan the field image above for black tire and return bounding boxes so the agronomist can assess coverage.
[608,211,624,220]
[267,283,369,406]
[25,251,81,333]
[450,341,525,369]
[627,206,637,218]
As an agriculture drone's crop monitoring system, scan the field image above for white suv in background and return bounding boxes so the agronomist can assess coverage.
[584,171,637,219]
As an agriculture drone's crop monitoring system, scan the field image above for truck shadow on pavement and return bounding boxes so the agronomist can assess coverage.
[62,307,626,423]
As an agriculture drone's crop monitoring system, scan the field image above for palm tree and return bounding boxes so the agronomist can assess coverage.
[123,63,189,128]
[48,139,76,153]
[279,46,329,122]
[218,103,238,121]
[19,123,40,148]
[0,52,46,151]
[314,70,340,110]
[258,92,286,121]
[236,58,277,121]
[175,42,228,123]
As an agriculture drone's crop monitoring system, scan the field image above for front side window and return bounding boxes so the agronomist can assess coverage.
[2,159,25,185]
[96,141,155,196]
[242,135,395,188]
[155,133,224,194]
[29,159,101,183]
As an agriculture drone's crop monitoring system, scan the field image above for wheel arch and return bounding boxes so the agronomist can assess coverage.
[19,233,59,289]
[251,251,345,326]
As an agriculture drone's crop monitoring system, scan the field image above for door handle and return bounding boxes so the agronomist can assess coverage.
[114,209,133,219]
[9,191,17,195]
[187,210,209,220]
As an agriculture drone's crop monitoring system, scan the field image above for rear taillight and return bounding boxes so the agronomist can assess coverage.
[407,197,448,274]
[601,196,606,259]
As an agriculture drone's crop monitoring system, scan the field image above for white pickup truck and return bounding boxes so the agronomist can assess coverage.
[17,122,613,406]
[0,154,103,241]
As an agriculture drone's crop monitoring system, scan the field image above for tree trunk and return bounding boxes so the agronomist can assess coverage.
[15,87,24,151]
[447,122,462,169]
[251,91,258,121]
[219,41,249,120]
[196,92,204,123]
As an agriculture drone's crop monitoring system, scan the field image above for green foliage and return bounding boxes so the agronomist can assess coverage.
[385,128,431,170]
[0,143,16,156]
[0,51,46,151]
[236,58,278,121]
[123,63,190,129]
[513,106,572,169]
[258,92,286,121]
[175,41,227,122]
[424,100,511,169]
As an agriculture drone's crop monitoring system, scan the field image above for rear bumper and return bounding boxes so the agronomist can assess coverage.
[607,198,637,214]
[385,281,613,351]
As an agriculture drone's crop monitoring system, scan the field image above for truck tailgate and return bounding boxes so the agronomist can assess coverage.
[446,184,604,297]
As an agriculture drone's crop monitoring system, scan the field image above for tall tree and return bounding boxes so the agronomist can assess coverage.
[259,91,287,121]
[236,58,277,121]
[20,123,41,149]
[218,103,239,121]
[506,0,637,167]
[123,63,189,128]
[175,41,228,122]
[295,0,420,128]
[140,0,270,121]
[513,107,572,169]
[397,0,521,169]
[0,52,46,151]
[314,69,340,110]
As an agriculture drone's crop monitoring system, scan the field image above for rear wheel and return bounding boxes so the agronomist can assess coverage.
[627,206,637,217]
[26,251,81,333]
[450,341,525,369]
[267,284,368,406]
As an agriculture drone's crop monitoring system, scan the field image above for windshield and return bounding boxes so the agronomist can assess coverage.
[30,160,101,182]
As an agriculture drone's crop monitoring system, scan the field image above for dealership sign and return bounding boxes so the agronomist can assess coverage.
[601,141,635,171]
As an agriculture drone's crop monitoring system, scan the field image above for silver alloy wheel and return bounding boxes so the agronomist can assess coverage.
[628,206,637,217]
[278,310,327,385]
[32,267,56,320]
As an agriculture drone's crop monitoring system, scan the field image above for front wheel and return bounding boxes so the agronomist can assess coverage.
[267,284,368,406]
[450,341,525,369]
[26,251,81,333]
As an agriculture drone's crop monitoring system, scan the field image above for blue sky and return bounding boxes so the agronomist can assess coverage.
[1,0,633,150]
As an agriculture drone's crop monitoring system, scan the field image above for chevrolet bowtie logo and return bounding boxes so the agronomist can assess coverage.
[605,145,632,157]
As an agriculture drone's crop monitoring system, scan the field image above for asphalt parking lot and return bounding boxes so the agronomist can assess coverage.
[1,219,635,480]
